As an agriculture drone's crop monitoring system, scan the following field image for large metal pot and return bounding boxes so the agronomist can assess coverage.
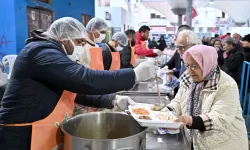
[61,112,147,150]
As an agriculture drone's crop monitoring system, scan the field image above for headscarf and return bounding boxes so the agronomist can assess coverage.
[183,45,218,78]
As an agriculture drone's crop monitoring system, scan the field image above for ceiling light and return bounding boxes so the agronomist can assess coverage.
[209,0,214,4]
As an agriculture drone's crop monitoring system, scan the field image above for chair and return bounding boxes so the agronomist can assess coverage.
[2,55,18,80]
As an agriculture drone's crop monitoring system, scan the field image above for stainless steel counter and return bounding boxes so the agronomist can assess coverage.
[145,130,190,150]
[118,81,175,105]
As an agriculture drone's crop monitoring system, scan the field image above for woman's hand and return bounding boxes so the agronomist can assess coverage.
[174,115,193,128]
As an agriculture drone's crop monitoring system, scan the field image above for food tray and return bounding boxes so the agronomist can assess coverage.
[128,104,182,129]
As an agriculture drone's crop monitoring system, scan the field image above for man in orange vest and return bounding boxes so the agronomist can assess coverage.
[120,29,136,68]
[99,32,128,70]
[0,17,158,150]
[135,25,162,57]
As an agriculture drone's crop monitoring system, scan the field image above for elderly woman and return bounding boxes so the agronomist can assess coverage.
[222,37,244,87]
[168,45,248,150]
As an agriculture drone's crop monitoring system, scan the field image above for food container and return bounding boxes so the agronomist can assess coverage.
[60,112,147,150]
[128,104,182,129]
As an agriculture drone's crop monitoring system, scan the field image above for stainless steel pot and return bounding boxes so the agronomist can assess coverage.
[60,112,147,150]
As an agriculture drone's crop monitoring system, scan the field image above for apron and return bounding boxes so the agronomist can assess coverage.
[0,90,76,150]
[77,46,104,113]
[89,47,104,70]
[105,43,121,71]
[130,43,136,67]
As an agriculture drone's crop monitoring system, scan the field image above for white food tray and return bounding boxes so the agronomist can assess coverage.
[128,104,182,129]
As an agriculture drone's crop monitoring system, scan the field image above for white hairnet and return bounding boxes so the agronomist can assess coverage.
[86,17,107,33]
[112,32,128,46]
[48,17,87,41]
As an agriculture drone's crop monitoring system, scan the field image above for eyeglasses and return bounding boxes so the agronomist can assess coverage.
[176,44,194,51]
[184,64,199,70]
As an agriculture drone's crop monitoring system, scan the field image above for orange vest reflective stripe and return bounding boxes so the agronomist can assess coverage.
[89,47,104,70]
[105,43,121,71]
[0,90,76,150]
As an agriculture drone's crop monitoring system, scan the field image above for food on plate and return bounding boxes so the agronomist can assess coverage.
[155,112,175,121]
[132,108,149,115]
[138,116,152,120]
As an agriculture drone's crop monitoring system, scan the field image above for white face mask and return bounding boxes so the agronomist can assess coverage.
[68,39,85,62]
[115,45,123,51]
[94,30,106,43]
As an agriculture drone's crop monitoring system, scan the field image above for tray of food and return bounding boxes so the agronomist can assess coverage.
[128,104,182,128]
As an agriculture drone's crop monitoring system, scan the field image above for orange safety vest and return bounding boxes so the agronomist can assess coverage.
[105,43,121,71]
[130,43,135,67]
[89,47,104,70]
[87,46,105,112]
[0,90,76,150]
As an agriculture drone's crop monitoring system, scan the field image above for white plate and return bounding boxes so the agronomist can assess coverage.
[128,104,182,128]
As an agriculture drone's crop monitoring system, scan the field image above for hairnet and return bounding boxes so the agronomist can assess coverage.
[86,17,107,33]
[112,32,128,46]
[48,17,87,41]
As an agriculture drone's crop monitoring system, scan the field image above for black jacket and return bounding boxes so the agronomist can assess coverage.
[243,47,250,62]
[0,31,135,150]
[120,44,134,68]
[161,51,182,77]
[222,48,244,86]
[158,39,167,51]
[217,49,224,68]
[99,43,116,70]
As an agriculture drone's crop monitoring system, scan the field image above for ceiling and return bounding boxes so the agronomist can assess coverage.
[141,0,250,23]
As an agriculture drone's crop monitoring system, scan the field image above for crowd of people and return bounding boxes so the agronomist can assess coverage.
[200,32,250,87]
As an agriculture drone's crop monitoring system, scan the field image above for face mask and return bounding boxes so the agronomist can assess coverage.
[94,30,106,43]
[115,45,123,51]
[68,39,85,62]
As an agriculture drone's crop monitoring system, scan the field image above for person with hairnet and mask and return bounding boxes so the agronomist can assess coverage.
[0,17,158,150]
[69,17,108,70]
[98,32,128,70]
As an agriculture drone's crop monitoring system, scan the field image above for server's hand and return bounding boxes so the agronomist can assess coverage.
[113,95,136,110]
[153,49,162,56]
[133,61,158,82]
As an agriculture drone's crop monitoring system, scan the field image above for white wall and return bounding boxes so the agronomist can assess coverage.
[95,6,138,33]
[121,8,139,32]
[193,7,217,27]
[95,7,122,28]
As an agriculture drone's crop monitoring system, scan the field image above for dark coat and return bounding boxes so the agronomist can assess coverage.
[217,49,224,68]
[0,31,135,150]
[161,51,182,78]
[158,39,167,51]
[222,48,244,86]
[98,43,116,70]
[120,44,134,68]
